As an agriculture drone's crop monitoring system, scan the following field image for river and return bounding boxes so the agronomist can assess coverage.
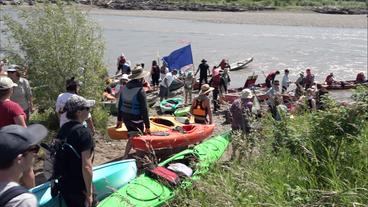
[90,12,367,90]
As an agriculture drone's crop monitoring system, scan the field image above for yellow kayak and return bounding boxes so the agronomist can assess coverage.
[107,116,194,140]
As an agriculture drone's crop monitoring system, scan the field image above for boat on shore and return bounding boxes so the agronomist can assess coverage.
[97,132,231,207]
[323,80,368,90]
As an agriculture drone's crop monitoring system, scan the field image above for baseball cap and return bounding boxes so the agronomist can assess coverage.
[64,95,95,112]
[0,124,48,166]
[0,76,18,90]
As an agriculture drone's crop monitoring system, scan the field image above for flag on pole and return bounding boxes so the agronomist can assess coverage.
[162,44,193,72]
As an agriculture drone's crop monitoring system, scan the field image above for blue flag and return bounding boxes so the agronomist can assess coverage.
[162,44,193,71]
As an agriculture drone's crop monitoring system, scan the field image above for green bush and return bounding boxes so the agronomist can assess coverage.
[3,3,107,111]
[29,108,59,130]
[91,105,109,134]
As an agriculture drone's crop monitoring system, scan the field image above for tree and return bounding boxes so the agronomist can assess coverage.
[3,3,107,110]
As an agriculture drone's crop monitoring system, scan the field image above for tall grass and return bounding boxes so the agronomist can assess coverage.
[173,86,368,206]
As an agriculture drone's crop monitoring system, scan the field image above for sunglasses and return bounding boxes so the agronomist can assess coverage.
[7,71,16,74]
[23,145,40,156]
[81,107,90,111]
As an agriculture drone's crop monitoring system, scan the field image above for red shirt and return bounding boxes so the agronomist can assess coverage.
[0,100,26,128]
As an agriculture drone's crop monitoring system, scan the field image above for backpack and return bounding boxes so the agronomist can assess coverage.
[0,186,28,206]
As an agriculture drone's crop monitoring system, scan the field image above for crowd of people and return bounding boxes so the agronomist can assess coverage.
[0,53,367,206]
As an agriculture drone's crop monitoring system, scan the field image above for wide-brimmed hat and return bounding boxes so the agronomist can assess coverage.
[129,65,149,80]
[241,88,254,99]
[0,76,18,90]
[201,59,207,63]
[199,84,214,95]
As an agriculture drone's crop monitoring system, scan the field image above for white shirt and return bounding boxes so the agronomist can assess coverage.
[55,93,91,127]
[282,75,289,88]
[160,72,174,88]
[0,182,37,207]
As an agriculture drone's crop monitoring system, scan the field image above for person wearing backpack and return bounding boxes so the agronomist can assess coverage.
[0,124,48,207]
[190,84,213,124]
[54,95,96,207]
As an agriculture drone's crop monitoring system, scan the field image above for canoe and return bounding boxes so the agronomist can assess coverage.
[31,159,137,207]
[174,106,191,117]
[98,132,231,207]
[169,79,184,92]
[132,124,215,152]
[224,92,295,104]
[107,116,188,140]
[229,57,253,71]
[323,80,368,90]
[160,98,184,113]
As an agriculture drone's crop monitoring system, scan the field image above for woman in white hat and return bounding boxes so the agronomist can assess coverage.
[190,84,213,124]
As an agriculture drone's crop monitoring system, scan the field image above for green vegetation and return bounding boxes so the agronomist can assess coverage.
[2,3,109,131]
[173,86,368,206]
[168,0,367,9]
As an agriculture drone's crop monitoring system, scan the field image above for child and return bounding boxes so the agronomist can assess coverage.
[184,71,195,105]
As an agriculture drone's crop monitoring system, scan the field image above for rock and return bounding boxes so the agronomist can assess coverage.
[312,6,368,15]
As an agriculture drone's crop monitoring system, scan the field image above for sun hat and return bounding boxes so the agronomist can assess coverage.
[241,88,254,99]
[0,124,48,166]
[0,76,18,90]
[201,59,207,63]
[129,65,149,80]
[6,65,21,72]
[199,84,214,95]
[64,95,95,112]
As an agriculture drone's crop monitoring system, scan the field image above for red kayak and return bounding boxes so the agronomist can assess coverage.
[132,124,215,152]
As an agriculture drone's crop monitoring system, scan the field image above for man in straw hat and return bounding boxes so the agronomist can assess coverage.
[190,84,213,124]
[117,65,151,158]
[230,88,253,134]
[195,59,210,88]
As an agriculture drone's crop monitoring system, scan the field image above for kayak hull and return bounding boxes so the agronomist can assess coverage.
[31,159,137,207]
[98,133,231,207]
[132,124,215,152]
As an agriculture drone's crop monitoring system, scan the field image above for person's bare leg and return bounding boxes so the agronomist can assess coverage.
[122,138,133,159]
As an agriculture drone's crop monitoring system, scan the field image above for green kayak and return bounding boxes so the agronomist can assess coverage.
[98,132,231,207]
[174,106,190,117]
[160,98,183,113]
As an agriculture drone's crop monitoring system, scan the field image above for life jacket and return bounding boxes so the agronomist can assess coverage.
[192,99,206,119]
[119,56,126,65]
[121,86,142,116]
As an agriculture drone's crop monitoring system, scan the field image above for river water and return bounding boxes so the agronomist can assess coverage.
[91,13,367,89]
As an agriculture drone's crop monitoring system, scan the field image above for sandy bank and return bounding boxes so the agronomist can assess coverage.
[87,7,367,28]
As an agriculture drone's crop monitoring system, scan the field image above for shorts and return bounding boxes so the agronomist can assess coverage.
[123,117,144,137]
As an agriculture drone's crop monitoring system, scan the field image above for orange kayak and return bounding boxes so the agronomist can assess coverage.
[132,124,215,152]
[107,116,194,140]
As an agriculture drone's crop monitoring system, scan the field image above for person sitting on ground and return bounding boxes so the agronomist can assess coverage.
[281,69,290,93]
[195,59,210,88]
[55,95,96,207]
[209,66,222,112]
[230,88,253,135]
[304,68,315,89]
[7,65,33,124]
[356,72,366,83]
[183,71,195,106]
[0,124,48,207]
[325,73,336,85]
[56,77,96,134]
[116,66,151,158]
[265,70,280,88]
[190,84,213,124]
[150,60,160,90]
[159,69,174,101]
[102,79,116,101]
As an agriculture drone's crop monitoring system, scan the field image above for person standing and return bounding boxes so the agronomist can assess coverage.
[160,62,169,81]
[55,95,96,207]
[150,60,160,90]
[183,71,195,106]
[190,84,213,124]
[295,72,305,97]
[209,66,221,112]
[55,77,96,134]
[230,89,253,134]
[0,124,48,207]
[116,53,126,75]
[116,66,151,158]
[195,59,210,88]
[7,65,33,123]
[265,70,280,88]
[305,68,315,89]
[281,69,290,93]
[159,70,174,102]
